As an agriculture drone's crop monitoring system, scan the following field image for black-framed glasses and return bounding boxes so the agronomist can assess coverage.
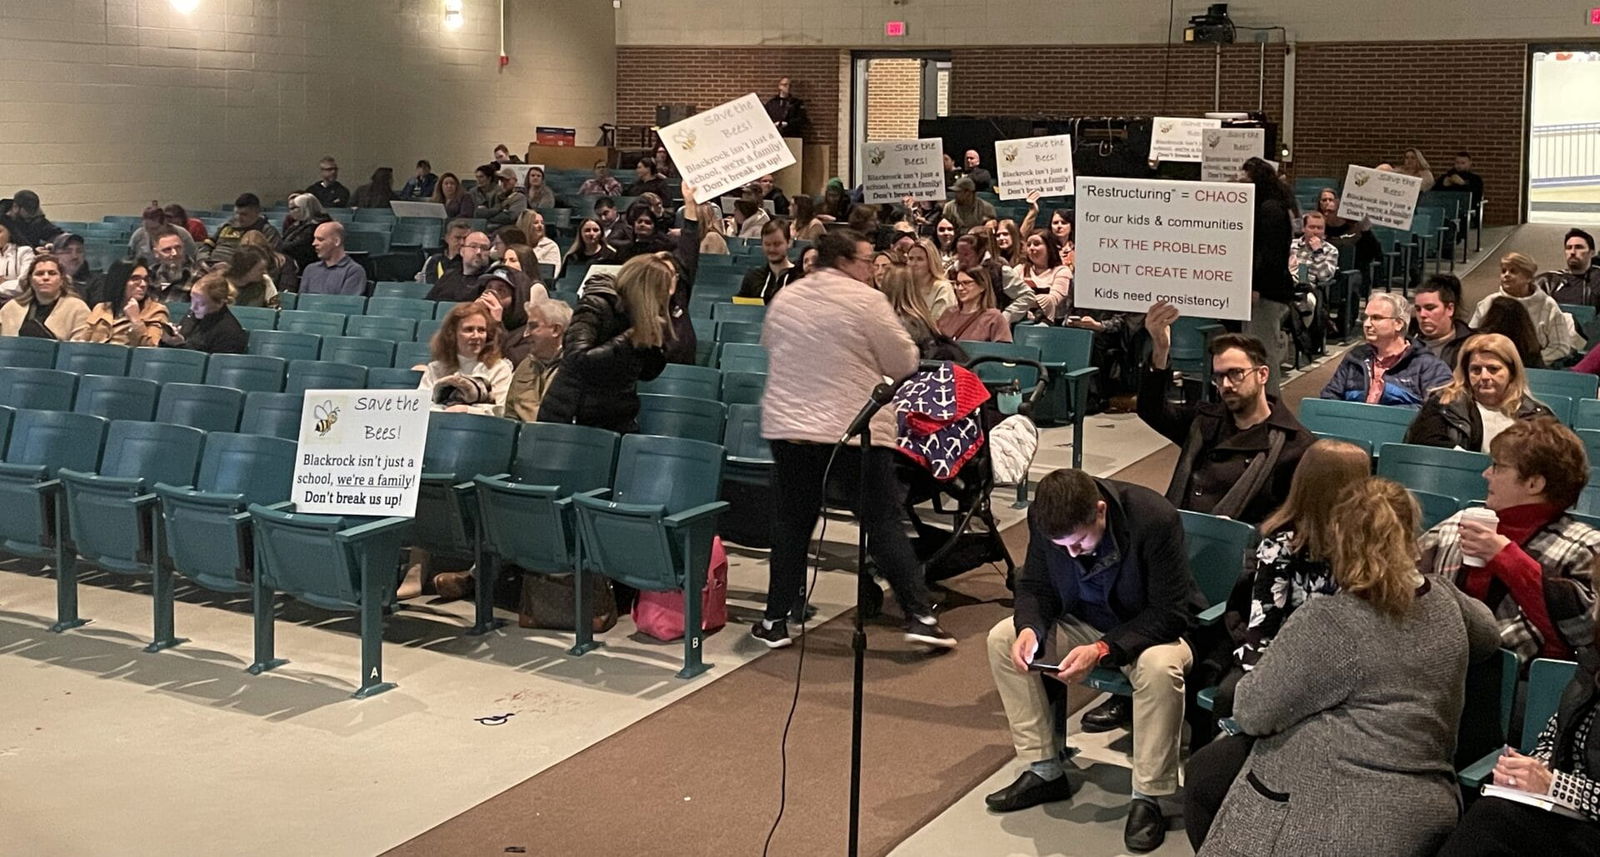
[1210,366,1263,387]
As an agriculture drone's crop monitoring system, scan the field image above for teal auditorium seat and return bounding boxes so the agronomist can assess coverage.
[204,353,287,393]
[276,309,347,338]
[130,347,207,385]
[73,375,158,422]
[1524,368,1597,405]
[571,435,728,678]
[366,367,424,390]
[55,341,130,376]
[372,281,432,300]
[393,341,432,369]
[641,364,722,400]
[55,421,205,639]
[284,360,367,395]
[343,314,417,343]
[717,343,767,374]
[1577,398,1600,432]
[412,413,518,605]
[413,318,442,343]
[296,293,367,316]
[1540,394,1575,427]
[1410,489,1462,529]
[247,503,413,698]
[320,336,395,369]
[1012,325,1097,468]
[473,423,621,634]
[714,320,763,345]
[719,371,766,406]
[711,302,766,324]
[1377,443,1489,504]
[152,433,297,653]
[0,336,59,369]
[364,296,435,322]
[230,305,278,331]
[249,329,322,362]
[240,392,306,440]
[156,383,243,432]
[1459,658,1578,788]
[0,367,78,411]
[1297,399,1414,452]
[0,406,13,450]
[0,410,108,629]
[637,394,727,444]
[719,403,774,548]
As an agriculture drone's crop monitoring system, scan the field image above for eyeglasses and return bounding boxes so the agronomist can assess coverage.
[1210,366,1263,387]
[464,242,491,251]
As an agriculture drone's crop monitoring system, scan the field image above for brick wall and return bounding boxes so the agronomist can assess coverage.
[614,47,842,149]
[865,58,922,142]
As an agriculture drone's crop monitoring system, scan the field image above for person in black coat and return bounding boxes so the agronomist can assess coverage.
[984,469,1203,853]
[159,272,248,354]
[1240,158,1297,396]
[617,183,701,365]
[535,260,670,434]
[737,220,800,302]
[278,193,331,271]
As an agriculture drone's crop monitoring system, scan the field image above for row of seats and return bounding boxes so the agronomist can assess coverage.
[0,357,423,408]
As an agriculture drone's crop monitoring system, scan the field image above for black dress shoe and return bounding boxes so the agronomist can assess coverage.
[984,770,1074,812]
[1079,695,1133,733]
[1124,798,1166,853]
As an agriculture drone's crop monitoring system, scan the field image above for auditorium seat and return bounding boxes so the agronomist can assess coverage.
[364,296,435,322]
[1012,326,1097,468]
[1409,489,1462,529]
[319,336,395,370]
[249,329,322,363]
[73,375,158,422]
[343,314,417,343]
[276,309,347,338]
[413,411,519,583]
[0,337,60,369]
[1297,399,1414,453]
[712,302,766,324]
[55,341,130,376]
[240,391,307,440]
[716,343,767,374]
[641,364,721,400]
[714,320,763,345]
[719,371,766,406]
[366,367,424,390]
[296,294,367,316]
[1525,367,1598,403]
[129,348,207,385]
[1459,658,1578,788]
[372,281,432,300]
[155,383,243,433]
[204,353,287,394]
[637,394,727,445]
[231,305,279,332]
[1376,443,1489,503]
[284,360,367,395]
[393,341,432,369]
[0,368,79,411]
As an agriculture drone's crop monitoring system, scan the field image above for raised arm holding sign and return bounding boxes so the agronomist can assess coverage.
[1336,165,1425,230]
[994,135,1076,200]
[658,93,795,205]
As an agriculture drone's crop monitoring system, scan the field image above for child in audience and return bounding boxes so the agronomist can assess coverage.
[159,271,246,354]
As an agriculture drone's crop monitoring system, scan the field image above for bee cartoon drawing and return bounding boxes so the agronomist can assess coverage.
[1001,145,1019,163]
[868,147,887,166]
[1158,121,1174,134]
[313,401,340,436]
[1205,131,1221,148]
[1353,172,1371,188]
[672,128,697,152]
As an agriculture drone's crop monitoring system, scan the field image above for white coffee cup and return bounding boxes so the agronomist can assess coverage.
[1458,507,1500,567]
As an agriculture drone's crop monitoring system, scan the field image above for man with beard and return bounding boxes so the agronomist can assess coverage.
[425,230,492,303]
[147,226,199,302]
[1534,228,1600,310]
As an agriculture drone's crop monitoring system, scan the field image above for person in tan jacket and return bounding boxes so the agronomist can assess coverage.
[0,253,90,339]
[72,259,171,347]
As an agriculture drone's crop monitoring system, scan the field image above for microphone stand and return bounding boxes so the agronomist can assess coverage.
[847,420,869,857]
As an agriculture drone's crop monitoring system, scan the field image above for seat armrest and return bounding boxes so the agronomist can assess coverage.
[1198,602,1226,625]
[336,516,414,544]
[663,501,730,529]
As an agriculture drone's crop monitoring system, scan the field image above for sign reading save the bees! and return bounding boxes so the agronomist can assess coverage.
[1336,164,1425,230]
[994,134,1076,200]
[291,389,429,517]
[861,138,947,204]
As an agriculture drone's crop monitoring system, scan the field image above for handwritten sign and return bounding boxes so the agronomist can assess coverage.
[291,389,429,516]
[1149,117,1222,163]
[1336,165,1425,230]
[659,93,796,204]
[1200,127,1265,183]
[1075,177,1256,321]
[862,138,947,204]
[994,134,1076,200]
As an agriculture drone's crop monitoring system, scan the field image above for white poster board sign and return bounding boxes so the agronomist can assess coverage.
[1149,117,1222,163]
[862,138,947,204]
[1336,165,1425,230]
[291,389,429,517]
[659,93,796,204]
[1200,127,1266,183]
[1074,177,1256,322]
[994,134,1076,200]
[390,201,448,219]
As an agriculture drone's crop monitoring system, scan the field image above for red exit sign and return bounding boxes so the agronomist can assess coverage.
[885,20,907,37]
[1591,7,1600,25]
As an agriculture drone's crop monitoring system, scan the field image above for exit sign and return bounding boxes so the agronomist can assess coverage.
[1591,7,1600,24]
[885,20,907,37]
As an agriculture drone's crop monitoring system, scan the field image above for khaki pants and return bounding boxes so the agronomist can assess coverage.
[986,615,1192,796]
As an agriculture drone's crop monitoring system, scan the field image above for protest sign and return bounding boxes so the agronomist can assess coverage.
[1149,117,1222,163]
[291,389,429,517]
[994,134,1076,200]
[862,138,946,204]
[1200,127,1265,183]
[658,93,796,204]
[1336,165,1425,230]
[1074,177,1256,322]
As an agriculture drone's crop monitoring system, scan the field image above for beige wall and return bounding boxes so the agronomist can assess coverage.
[617,0,1600,46]
[0,0,615,221]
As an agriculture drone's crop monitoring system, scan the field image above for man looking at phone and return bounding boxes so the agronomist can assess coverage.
[984,468,1203,853]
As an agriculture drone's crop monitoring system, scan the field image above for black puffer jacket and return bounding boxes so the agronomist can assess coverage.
[1403,391,1553,452]
[617,217,699,365]
[535,275,666,433]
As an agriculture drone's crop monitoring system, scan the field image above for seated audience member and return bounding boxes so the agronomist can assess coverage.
[159,272,247,354]
[277,192,331,271]
[560,217,617,279]
[0,218,36,298]
[595,197,632,253]
[754,174,790,216]
[1400,146,1436,186]
[1405,333,1552,452]
[431,172,474,219]
[798,246,819,277]
[1140,303,1313,524]
[148,226,198,302]
[418,219,471,285]
[1470,252,1584,365]
[474,252,539,338]
[399,159,437,201]
[468,164,498,209]
[952,232,1013,308]
[1432,150,1485,210]
[492,144,521,165]
[1535,227,1600,310]
[426,230,492,303]
[732,198,770,240]
[1005,230,1071,324]
[298,222,366,296]
[1317,187,1381,283]
[241,230,296,291]
[206,193,281,267]
[624,158,669,201]
[503,297,572,422]
[71,259,169,346]
[1192,478,1499,857]
[1289,211,1338,289]
[522,166,556,210]
[52,232,107,306]
[1419,417,1600,663]
[418,302,513,417]
[942,177,997,232]
[870,250,897,288]
[937,267,1012,343]
[819,178,851,221]
[1477,295,1548,369]
[789,195,826,243]
[652,144,680,181]
[847,203,891,250]
[620,202,674,258]
[1412,274,1474,369]
[876,263,944,354]
[961,149,994,192]
[128,204,195,265]
[476,168,528,226]
[352,167,394,209]
[738,221,799,302]
[578,161,623,197]
[0,254,89,338]
[907,238,956,318]
[513,210,562,271]
[1436,635,1600,855]
[1320,293,1452,406]
[164,204,208,244]
[2,189,63,248]
[984,468,1202,852]
[992,219,1023,267]
[306,156,350,208]
[698,204,730,255]
[223,246,280,308]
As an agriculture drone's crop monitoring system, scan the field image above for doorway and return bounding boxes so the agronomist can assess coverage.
[1528,48,1600,223]
[850,53,951,186]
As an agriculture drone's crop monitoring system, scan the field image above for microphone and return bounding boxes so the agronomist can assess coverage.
[838,382,897,444]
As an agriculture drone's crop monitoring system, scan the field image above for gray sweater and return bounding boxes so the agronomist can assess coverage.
[1200,577,1500,857]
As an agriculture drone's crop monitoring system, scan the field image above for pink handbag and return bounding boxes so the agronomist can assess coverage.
[632,536,728,641]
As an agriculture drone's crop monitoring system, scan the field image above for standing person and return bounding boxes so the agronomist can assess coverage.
[1240,157,1297,395]
[158,272,247,354]
[71,259,170,346]
[298,222,366,296]
[1469,252,1585,366]
[1193,478,1500,857]
[763,76,808,138]
[305,156,350,208]
[1412,274,1475,370]
[1404,333,1553,452]
[1535,227,1600,310]
[737,221,798,301]
[0,219,35,299]
[431,172,474,219]
[984,468,1202,853]
[0,254,89,338]
[277,192,330,271]
[754,228,955,649]
[399,160,438,200]
[352,167,395,209]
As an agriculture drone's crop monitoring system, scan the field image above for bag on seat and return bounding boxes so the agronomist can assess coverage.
[632,536,728,641]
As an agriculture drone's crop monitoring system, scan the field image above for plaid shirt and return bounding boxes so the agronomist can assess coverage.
[1418,510,1599,665]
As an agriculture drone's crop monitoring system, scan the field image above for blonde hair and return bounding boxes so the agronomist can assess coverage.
[615,252,675,349]
[907,238,949,289]
[877,264,938,333]
[1436,333,1531,413]
[1500,252,1537,280]
[1260,439,1373,557]
[697,204,724,236]
[1326,478,1423,618]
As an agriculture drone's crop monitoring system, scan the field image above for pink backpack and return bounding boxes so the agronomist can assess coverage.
[632,536,728,641]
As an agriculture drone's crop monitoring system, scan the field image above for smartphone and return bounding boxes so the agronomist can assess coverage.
[1027,660,1063,672]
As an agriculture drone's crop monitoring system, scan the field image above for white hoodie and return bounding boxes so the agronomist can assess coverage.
[1469,287,1585,365]
[0,242,35,299]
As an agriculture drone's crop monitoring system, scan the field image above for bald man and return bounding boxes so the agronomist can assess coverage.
[299,221,366,295]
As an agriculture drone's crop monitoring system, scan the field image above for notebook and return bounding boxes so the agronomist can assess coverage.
[1480,783,1587,821]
